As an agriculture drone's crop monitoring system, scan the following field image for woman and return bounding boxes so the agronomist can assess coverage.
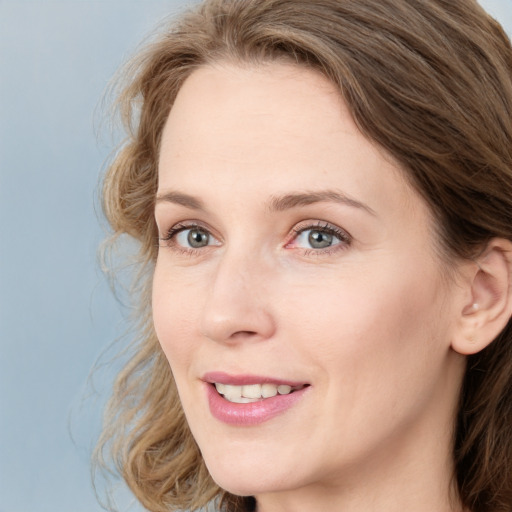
[97,1,512,511]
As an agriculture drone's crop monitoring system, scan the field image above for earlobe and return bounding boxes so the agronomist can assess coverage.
[452,239,512,356]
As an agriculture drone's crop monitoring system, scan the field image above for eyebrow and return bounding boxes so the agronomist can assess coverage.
[155,189,375,216]
[155,191,206,211]
[267,190,376,215]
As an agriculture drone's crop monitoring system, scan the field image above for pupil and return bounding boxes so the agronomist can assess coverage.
[308,230,332,248]
[188,229,209,248]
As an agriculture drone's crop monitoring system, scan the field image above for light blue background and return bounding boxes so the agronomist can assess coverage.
[1,1,510,511]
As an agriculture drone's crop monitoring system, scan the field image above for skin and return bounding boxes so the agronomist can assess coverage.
[152,62,470,512]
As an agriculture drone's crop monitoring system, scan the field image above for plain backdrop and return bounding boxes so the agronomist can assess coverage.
[1,1,511,511]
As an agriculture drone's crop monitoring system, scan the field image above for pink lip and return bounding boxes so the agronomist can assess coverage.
[203,371,306,387]
[202,372,310,426]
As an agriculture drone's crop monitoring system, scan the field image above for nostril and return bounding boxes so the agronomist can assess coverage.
[227,330,263,343]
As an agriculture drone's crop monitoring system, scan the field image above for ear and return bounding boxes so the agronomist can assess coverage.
[451,238,512,355]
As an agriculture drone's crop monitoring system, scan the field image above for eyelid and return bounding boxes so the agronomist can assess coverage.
[286,220,352,251]
[158,219,351,256]
[158,221,221,248]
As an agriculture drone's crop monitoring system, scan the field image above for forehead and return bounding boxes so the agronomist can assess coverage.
[161,61,347,164]
[158,61,423,221]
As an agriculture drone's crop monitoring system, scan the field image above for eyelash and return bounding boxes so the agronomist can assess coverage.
[289,221,352,256]
[158,220,352,256]
[158,222,213,255]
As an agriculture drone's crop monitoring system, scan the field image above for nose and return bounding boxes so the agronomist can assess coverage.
[200,251,276,344]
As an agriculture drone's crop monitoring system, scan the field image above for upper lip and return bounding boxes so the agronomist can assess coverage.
[202,371,309,387]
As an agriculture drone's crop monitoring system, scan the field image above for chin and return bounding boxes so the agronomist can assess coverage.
[203,452,295,497]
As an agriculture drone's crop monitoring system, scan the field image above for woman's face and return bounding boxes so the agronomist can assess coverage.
[153,63,466,505]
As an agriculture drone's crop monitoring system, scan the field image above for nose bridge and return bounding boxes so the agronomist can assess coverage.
[200,244,275,343]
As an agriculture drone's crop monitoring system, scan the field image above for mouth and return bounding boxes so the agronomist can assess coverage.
[212,382,309,403]
[203,374,310,425]
[202,372,311,424]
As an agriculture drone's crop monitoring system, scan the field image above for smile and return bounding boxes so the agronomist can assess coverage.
[214,382,307,403]
[203,373,310,425]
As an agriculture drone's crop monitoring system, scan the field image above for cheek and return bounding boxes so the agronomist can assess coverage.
[152,263,203,373]
[284,257,449,395]
[279,263,452,462]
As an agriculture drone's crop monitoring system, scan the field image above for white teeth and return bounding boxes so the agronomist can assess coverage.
[214,382,301,403]
[261,383,278,398]
[277,385,292,395]
[215,383,226,395]
[226,396,261,404]
[242,384,262,399]
[221,384,241,401]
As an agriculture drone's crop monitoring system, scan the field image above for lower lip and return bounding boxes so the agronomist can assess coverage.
[206,384,308,426]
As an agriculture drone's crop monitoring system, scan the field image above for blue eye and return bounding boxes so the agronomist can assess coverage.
[160,224,219,251]
[289,222,351,253]
[176,227,211,248]
[295,228,341,249]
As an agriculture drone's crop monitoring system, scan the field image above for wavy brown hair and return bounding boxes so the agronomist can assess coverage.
[96,1,512,511]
